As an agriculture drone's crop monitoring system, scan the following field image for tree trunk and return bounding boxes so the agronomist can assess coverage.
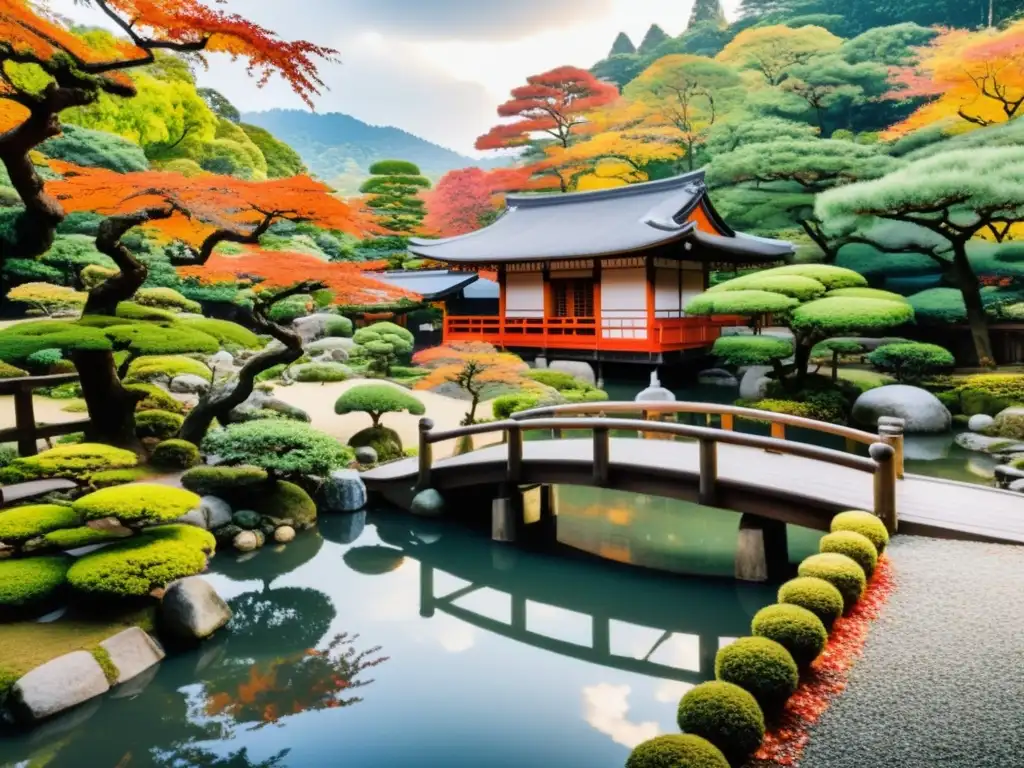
[793,339,813,387]
[84,207,173,315]
[952,242,995,366]
[71,350,143,451]
[831,351,839,384]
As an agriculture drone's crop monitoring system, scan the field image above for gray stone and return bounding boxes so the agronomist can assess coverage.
[852,385,952,434]
[305,337,355,355]
[293,313,339,343]
[410,488,445,517]
[1009,479,1024,493]
[232,509,261,530]
[955,432,1024,455]
[739,365,774,400]
[697,367,739,387]
[11,651,109,723]
[99,628,165,685]
[207,351,234,369]
[159,577,232,642]
[230,391,310,423]
[274,526,296,543]
[169,374,211,394]
[233,530,262,552]
[992,406,1024,440]
[548,360,595,386]
[994,464,1024,488]
[200,496,232,529]
[176,507,208,529]
[969,414,996,432]
[319,469,368,513]
[355,446,378,465]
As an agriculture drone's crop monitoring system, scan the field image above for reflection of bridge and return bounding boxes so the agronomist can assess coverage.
[362,402,1024,547]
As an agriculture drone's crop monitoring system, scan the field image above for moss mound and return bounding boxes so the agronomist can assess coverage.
[180,465,269,495]
[626,734,730,768]
[42,525,132,550]
[125,355,212,384]
[104,323,219,356]
[0,361,28,379]
[0,443,137,483]
[715,636,799,714]
[830,510,889,553]
[150,439,201,470]
[0,557,70,609]
[348,425,403,462]
[676,681,765,766]
[126,383,186,414]
[798,553,867,612]
[135,409,185,440]
[777,577,845,629]
[0,504,80,543]
[820,530,878,577]
[88,467,150,489]
[202,420,352,478]
[291,362,351,382]
[751,603,828,668]
[73,484,200,527]
[236,481,317,530]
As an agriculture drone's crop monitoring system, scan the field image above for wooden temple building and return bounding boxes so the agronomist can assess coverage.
[407,171,794,366]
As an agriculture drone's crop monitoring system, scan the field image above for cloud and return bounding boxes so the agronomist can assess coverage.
[582,683,660,749]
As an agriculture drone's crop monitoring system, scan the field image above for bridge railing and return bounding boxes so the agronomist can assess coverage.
[0,374,89,456]
[417,414,899,533]
[511,401,906,480]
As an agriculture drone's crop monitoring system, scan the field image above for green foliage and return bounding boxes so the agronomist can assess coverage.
[0,443,137,483]
[291,363,351,382]
[349,425,404,462]
[103,323,220,356]
[202,420,352,478]
[820,530,878,577]
[334,384,426,426]
[906,288,967,324]
[88,467,151,489]
[42,526,131,550]
[686,289,800,316]
[525,369,584,390]
[177,318,262,348]
[254,364,287,382]
[125,355,212,384]
[133,287,201,314]
[829,510,889,554]
[676,681,765,766]
[751,603,828,668]
[72,484,200,527]
[742,391,847,423]
[126,383,186,414]
[767,264,869,290]
[0,444,18,468]
[236,480,317,530]
[239,123,307,178]
[626,735,730,768]
[712,336,793,367]
[714,636,799,714]
[709,273,827,301]
[0,504,80,543]
[114,302,178,322]
[180,465,269,495]
[866,342,954,383]
[38,124,149,173]
[0,323,111,365]
[150,439,201,470]
[789,297,914,337]
[798,552,866,611]
[0,361,28,379]
[267,294,314,323]
[25,348,63,370]
[135,409,185,440]
[325,315,354,338]
[90,646,119,686]
[0,557,69,609]
[492,393,541,419]
[826,287,909,303]
[777,576,846,629]
[354,322,414,355]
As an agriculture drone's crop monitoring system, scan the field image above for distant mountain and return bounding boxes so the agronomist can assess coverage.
[242,109,507,194]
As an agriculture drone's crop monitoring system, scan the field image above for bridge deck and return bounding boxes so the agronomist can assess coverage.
[363,437,1024,545]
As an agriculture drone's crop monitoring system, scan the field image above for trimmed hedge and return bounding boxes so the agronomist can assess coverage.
[826,287,910,303]
[798,553,867,611]
[751,603,828,668]
[493,393,541,419]
[291,362,351,382]
[0,556,70,609]
[777,577,845,629]
[790,297,915,337]
[135,409,185,440]
[73,484,200,527]
[180,465,269,495]
[0,324,112,365]
[0,504,80,542]
[151,439,201,470]
[0,443,137,483]
[712,335,793,367]
[820,530,878,576]
[103,323,220,356]
[134,287,201,314]
[767,264,868,290]
[686,289,799,316]
[113,302,178,322]
[324,315,354,338]
[0,361,28,378]
[867,342,954,382]
[626,735,730,768]
[830,510,889,554]
[352,322,414,355]
[202,420,352,477]
[676,681,765,766]
[709,273,827,301]
[715,636,799,714]
[526,369,583,390]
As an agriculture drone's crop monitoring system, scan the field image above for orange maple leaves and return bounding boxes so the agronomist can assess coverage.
[412,342,535,392]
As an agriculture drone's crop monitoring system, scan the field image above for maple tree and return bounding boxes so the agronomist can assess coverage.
[422,166,545,237]
[0,0,337,264]
[884,21,1024,137]
[716,25,842,86]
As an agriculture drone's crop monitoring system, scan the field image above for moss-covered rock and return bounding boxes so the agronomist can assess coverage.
[180,465,269,495]
[0,361,28,379]
[72,484,200,528]
[125,383,186,414]
[626,734,730,768]
[124,355,212,384]
[751,603,828,668]
[777,577,845,629]
[715,636,799,714]
[88,467,150,489]
[829,510,889,553]
[234,481,317,530]
[150,439,201,470]
[135,409,185,440]
[0,556,70,610]
[0,504,80,543]
[798,553,867,612]
[0,443,138,483]
[177,318,261,348]
[819,530,878,576]
[348,425,403,462]
[41,526,133,550]
[676,681,765,766]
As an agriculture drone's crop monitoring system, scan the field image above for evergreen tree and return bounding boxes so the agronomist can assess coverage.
[638,24,671,55]
[358,160,431,234]
[609,31,637,56]
[689,0,727,27]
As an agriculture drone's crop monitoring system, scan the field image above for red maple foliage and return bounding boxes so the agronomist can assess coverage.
[422,166,556,237]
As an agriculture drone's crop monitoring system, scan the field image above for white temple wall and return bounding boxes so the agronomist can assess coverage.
[600,267,647,340]
[504,272,544,318]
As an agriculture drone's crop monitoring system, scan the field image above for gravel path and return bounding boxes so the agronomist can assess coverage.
[800,536,1024,768]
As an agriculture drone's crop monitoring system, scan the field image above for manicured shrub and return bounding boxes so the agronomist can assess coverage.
[334,384,426,426]
[325,315,354,338]
[0,443,137,483]
[709,273,827,301]
[0,323,112,364]
[715,636,799,714]
[777,577,845,629]
[144,523,216,554]
[820,530,878,577]
[125,355,212,384]
[867,342,955,383]
[766,263,869,290]
[151,439,201,470]
[268,294,314,323]
[135,409,185,440]
[712,335,793,368]
[798,553,867,611]
[291,362,351,382]
[134,287,202,314]
[830,510,889,554]
[826,287,910,303]
[349,425,403,462]
[7,282,86,315]
[687,289,799,316]
[526,369,583,390]
[0,504,80,542]
[751,604,828,668]
[113,302,178,322]
[353,322,414,376]
[42,526,132,550]
[25,348,63,370]
[676,681,765,766]
[180,465,269,495]
[492,392,541,419]
[177,317,262,348]
[72,484,200,527]
[0,361,27,379]
[126,383,187,414]
[743,392,846,424]
[202,420,352,478]
[790,297,915,337]
[254,363,288,382]
[626,734,730,768]
[0,444,18,468]
[0,557,70,609]
[103,323,220,356]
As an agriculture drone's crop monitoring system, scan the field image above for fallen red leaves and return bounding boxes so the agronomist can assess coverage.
[752,556,896,767]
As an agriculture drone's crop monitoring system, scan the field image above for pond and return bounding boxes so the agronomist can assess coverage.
[0,498,824,768]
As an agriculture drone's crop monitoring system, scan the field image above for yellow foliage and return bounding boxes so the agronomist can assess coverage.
[716,25,841,85]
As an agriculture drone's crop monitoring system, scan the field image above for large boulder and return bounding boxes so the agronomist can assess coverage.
[99,628,165,685]
[229,391,310,423]
[179,496,232,530]
[293,313,339,343]
[852,385,951,434]
[548,360,595,386]
[992,407,1024,440]
[318,469,368,513]
[739,365,773,401]
[10,651,109,723]
[169,374,211,395]
[158,577,232,643]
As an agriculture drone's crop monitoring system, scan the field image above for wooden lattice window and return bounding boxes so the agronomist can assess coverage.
[551,279,594,318]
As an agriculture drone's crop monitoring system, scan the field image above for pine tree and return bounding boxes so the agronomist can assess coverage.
[688,0,727,27]
[609,32,636,56]
[638,24,671,55]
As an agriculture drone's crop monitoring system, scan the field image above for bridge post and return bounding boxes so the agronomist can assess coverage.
[698,439,718,506]
[507,423,523,484]
[877,417,905,480]
[869,442,898,534]
[492,484,520,543]
[735,513,789,582]
[592,427,610,486]
[416,418,435,491]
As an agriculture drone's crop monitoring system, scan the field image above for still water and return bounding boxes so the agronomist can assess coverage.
[0,497,823,768]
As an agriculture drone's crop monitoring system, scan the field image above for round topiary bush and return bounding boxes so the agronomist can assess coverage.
[290,362,351,382]
[135,409,185,440]
[676,681,765,766]
[72,484,200,527]
[777,577,845,629]
[103,323,220,356]
[125,354,212,384]
[715,636,799,714]
[0,504,80,543]
[334,384,426,428]
[830,510,889,554]
[867,342,955,383]
[151,439,201,470]
[325,315,354,338]
[751,603,829,668]
[0,556,70,610]
[711,335,794,368]
[819,530,878,577]
[201,420,352,479]
[180,465,269,495]
[798,553,867,612]
[626,734,730,768]
[0,443,138,483]
[134,287,202,314]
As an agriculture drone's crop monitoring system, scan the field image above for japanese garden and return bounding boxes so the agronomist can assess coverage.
[1,0,1023,766]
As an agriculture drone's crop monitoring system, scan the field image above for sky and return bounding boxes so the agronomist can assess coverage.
[48,0,741,157]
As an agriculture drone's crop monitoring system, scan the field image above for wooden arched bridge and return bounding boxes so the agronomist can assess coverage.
[361,401,1024,557]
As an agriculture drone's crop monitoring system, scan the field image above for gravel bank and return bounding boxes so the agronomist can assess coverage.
[800,536,1024,768]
